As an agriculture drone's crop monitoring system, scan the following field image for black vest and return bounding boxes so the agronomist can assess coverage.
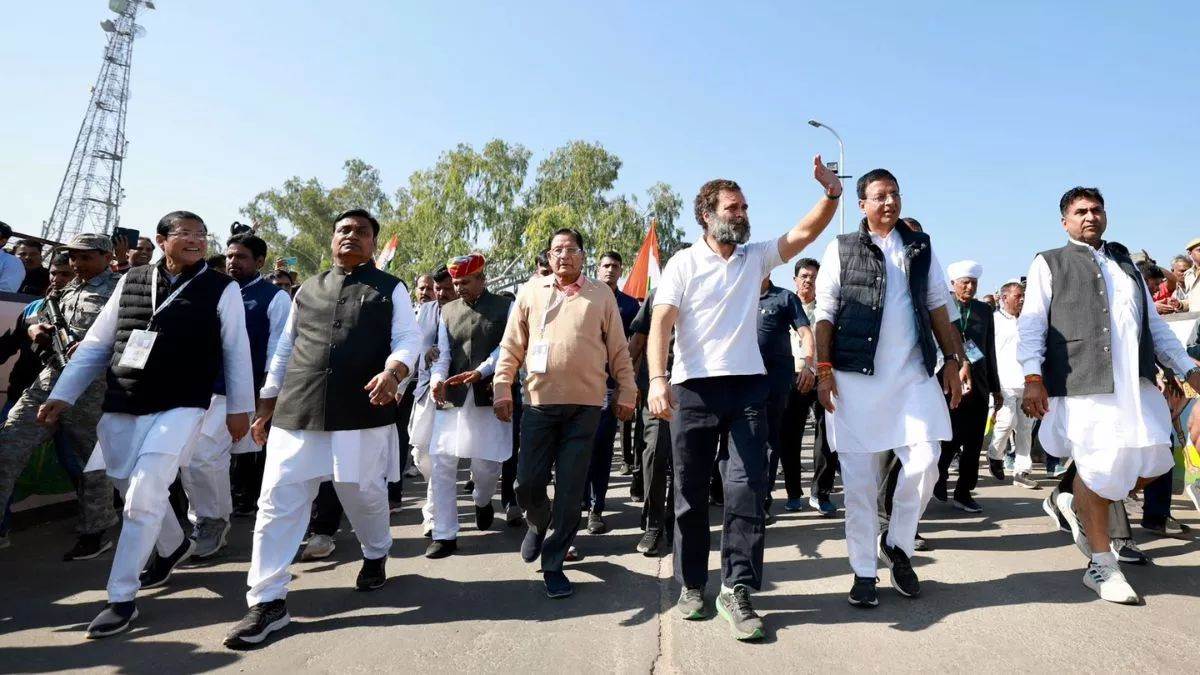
[832,221,936,376]
[272,263,403,432]
[441,290,512,407]
[1039,241,1157,397]
[214,276,283,395]
[104,261,230,415]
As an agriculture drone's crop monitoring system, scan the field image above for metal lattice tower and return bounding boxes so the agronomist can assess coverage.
[42,0,155,242]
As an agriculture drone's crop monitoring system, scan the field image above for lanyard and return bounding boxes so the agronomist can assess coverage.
[240,275,263,293]
[151,263,208,319]
[958,302,972,333]
[539,284,567,337]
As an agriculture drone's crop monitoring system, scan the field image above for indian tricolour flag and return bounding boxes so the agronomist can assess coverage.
[375,234,398,270]
[621,218,661,301]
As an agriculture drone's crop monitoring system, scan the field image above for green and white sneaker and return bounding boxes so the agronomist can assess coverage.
[676,587,707,620]
[716,585,764,641]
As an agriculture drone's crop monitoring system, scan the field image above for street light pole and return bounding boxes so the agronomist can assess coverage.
[808,119,846,234]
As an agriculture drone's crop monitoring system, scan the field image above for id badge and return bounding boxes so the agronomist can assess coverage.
[118,329,158,370]
[528,340,550,374]
[963,338,985,364]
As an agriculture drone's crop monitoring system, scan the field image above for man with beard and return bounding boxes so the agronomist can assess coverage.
[584,251,640,535]
[647,157,842,641]
[934,261,1001,513]
[40,213,254,637]
[814,169,967,609]
[987,280,1038,488]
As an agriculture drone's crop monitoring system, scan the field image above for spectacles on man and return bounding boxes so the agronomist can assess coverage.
[168,229,208,240]
[550,247,581,258]
[862,192,901,205]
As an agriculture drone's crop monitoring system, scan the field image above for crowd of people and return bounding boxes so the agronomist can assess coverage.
[0,161,1197,647]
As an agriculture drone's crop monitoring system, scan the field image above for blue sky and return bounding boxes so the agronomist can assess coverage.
[2,1,1197,289]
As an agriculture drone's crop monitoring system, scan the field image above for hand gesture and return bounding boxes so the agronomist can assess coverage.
[813,155,843,198]
[796,368,816,394]
[647,378,676,420]
[1022,380,1050,419]
[445,370,482,387]
[364,371,399,406]
[251,415,271,446]
[226,413,250,443]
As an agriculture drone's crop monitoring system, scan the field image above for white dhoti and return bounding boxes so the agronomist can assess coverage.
[989,386,1034,473]
[180,394,234,523]
[246,424,399,607]
[427,394,512,540]
[94,407,207,603]
[408,391,436,529]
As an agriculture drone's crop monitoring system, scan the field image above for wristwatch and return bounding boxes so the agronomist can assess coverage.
[945,352,962,364]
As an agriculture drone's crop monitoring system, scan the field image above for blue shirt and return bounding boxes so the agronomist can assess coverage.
[613,287,640,336]
[757,283,807,372]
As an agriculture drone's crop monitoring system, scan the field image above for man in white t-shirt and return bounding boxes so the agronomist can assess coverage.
[647,156,841,641]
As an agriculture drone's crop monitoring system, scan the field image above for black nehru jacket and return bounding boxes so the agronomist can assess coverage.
[104,261,231,415]
[947,298,1001,395]
[272,263,403,432]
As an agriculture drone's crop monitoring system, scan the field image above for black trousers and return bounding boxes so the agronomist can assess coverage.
[501,393,523,510]
[640,401,674,532]
[762,376,791,506]
[585,392,619,514]
[310,480,342,537]
[671,375,769,591]
[938,388,989,500]
[777,388,837,500]
[388,382,417,502]
[1141,468,1174,528]
[230,451,266,512]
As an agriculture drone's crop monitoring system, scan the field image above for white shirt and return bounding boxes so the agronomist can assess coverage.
[50,273,256,415]
[993,308,1024,390]
[412,300,442,399]
[239,275,292,376]
[654,237,783,383]
[0,250,26,293]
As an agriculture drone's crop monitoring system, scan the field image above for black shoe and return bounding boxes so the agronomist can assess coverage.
[544,570,573,598]
[932,481,947,503]
[86,601,138,638]
[223,600,290,649]
[630,473,644,502]
[475,502,495,530]
[355,555,387,591]
[586,512,608,535]
[879,530,921,598]
[848,576,879,608]
[425,539,457,559]
[231,504,258,519]
[988,458,1006,481]
[1112,538,1150,565]
[716,585,764,641]
[138,538,195,589]
[63,532,113,561]
[619,462,633,476]
[464,479,475,495]
[521,527,545,563]
[951,496,983,513]
[637,528,662,555]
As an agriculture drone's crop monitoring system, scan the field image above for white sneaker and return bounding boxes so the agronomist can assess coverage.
[1186,482,1200,513]
[1054,492,1092,558]
[403,465,421,478]
[301,534,336,561]
[1082,561,1139,604]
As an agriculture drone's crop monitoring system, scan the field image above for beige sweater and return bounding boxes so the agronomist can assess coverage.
[494,274,636,408]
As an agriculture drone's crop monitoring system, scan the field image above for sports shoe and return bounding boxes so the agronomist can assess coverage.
[619,462,633,476]
[1185,482,1200,513]
[463,479,475,495]
[848,576,878,608]
[913,531,928,551]
[1112,538,1149,565]
[1055,492,1092,558]
[1003,454,1015,472]
[86,601,138,639]
[932,481,948,503]
[544,570,573,598]
[425,539,457,559]
[637,528,662,555]
[63,532,113,561]
[231,504,257,519]
[812,495,837,516]
[1082,561,1139,604]
[564,546,581,562]
[139,537,195,589]
[191,517,231,559]
[1052,464,1069,477]
[676,587,707,620]
[878,530,921,597]
[223,599,290,648]
[988,458,1006,481]
[388,501,403,514]
[951,496,983,513]
[1142,516,1191,537]
[1043,495,1070,532]
[716,585,764,641]
[300,534,336,561]
[403,465,421,478]
[786,497,805,512]
[505,503,523,527]
[1013,472,1040,490]
[521,527,545,563]
[355,555,387,591]
[586,512,608,535]
[475,502,495,530]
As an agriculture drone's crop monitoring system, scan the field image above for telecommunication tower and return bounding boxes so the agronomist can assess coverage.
[42,0,155,242]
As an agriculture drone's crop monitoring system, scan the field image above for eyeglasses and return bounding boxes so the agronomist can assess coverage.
[549,247,581,258]
[168,229,208,240]
[863,192,901,205]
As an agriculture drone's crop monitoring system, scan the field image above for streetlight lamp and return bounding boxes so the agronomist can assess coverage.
[808,119,847,234]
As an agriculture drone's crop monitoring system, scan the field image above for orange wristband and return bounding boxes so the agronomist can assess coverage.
[1024,374,1043,383]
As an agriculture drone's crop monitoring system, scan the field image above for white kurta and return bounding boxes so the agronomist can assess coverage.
[814,228,953,454]
[233,278,292,454]
[427,305,513,462]
[50,272,255,479]
[1017,240,1192,478]
[258,280,420,489]
[407,300,442,454]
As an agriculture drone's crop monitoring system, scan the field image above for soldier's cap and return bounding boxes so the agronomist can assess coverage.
[58,232,114,254]
[1186,237,1200,252]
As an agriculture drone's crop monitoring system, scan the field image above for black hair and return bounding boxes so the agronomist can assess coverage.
[14,240,41,252]
[856,169,899,200]
[156,210,205,237]
[600,250,623,265]
[270,269,296,283]
[433,265,451,283]
[0,221,11,239]
[1058,187,1104,215]
[535,249,550,268]
[793,257,820,277]
[206,254,225,269]
[227,232,268,260]
[548,228,585,251]
[497,290,516,300]
[333,208,380,237]
[1136,260,1165,281]
[51,251,71,267]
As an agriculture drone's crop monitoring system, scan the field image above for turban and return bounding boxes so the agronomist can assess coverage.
[947,260,983,282]
[448,253,486,278]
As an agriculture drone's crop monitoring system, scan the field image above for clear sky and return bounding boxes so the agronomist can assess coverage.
[2,1,1197,289]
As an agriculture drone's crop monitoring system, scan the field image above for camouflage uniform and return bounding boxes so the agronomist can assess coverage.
[0,269,121,534]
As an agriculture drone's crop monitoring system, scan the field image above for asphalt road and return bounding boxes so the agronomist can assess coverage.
[2,459,1198,673]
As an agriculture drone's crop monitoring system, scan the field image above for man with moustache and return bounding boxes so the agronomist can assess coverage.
[40,213,254,637]
[128,237,155,269]
[814,169,967,608]
[224,209,419,647]
[414,273,436,304]
[647,158,842,640]
[987,280,1038,488]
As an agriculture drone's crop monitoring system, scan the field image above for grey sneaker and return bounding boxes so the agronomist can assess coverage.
[1082,561,1139,604]
[1055,492,1092,558]
[301,534,336,561]
[676,587,706,620]
[1012,472,1040,489]
[191,518,231,559]
[716,585,763,641]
